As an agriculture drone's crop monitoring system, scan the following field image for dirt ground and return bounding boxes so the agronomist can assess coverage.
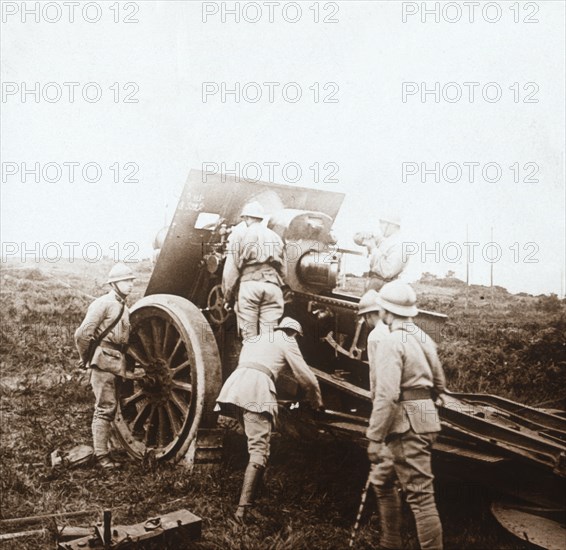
[1,260,563,548]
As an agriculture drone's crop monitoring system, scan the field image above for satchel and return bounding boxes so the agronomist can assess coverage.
[84,302,125,368]
[91,346,127,377]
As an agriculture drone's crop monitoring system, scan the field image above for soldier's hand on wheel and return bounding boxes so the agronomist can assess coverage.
[124,368,146,380]
[223,302,232,312]
[367,441,383,463]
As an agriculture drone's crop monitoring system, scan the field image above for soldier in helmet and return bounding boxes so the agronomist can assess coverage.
[354,214,408,291]
[366,281,447,550]
[215,317,323,523]
[357,289,389,391]
[75,263,140,469]
[222,201,286,340]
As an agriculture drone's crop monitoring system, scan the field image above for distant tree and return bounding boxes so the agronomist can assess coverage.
[446,270,456,279]
[420,272,438,283]
[537,293,564,314]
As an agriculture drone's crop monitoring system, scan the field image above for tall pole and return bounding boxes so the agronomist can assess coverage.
[465,224,469,312]
[490,226,494,304]
[490,226,494,288]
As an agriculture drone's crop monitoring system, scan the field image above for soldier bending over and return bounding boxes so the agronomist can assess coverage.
[215,317,323,523]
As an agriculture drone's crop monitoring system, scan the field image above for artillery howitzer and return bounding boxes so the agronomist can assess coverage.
[114,170,565,547]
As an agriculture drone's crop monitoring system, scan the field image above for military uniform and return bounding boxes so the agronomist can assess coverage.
[222,220,286,339]
[367,319,446,550]
[216,324,322,522]
[75,290,130,462]
[367,231,407,291]
[216,329,322,466]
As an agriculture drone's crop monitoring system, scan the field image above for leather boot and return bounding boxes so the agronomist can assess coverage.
[92,418,118,468]
[413,511,443,550]
[374,484,403,550]
[234,462,264,523]
[92,418,111,457]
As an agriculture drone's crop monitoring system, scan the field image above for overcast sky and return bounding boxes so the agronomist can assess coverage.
[1,1,564,295]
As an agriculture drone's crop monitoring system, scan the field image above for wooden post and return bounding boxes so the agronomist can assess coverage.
[103,509,112,548]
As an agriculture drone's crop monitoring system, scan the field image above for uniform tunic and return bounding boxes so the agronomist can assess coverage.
[222,221,286,338]
[367,318,446,550]
[367,231,408,290]
[215,330,323,465]
[75,291,130,423]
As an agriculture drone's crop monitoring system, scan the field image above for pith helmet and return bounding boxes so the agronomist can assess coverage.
[275,317,304,337]
[379,213,401,227]
[107,263,136,284]
[358,290,382,315]
[240,201,265,219]
[377,281,418,317]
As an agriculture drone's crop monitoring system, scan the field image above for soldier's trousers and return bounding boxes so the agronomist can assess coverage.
[371,431,443,550]
[237,281,284,341]
[237,409,272,467]
[90,368,118,457]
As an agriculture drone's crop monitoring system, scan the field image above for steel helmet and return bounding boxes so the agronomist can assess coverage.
[274,317,304,337]
[376,281,418,317]
[107,263,136,284]
[240,201,265,219]
[379,213,401,227]
[358,290,382,315]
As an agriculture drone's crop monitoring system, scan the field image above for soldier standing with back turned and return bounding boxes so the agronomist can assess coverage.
[366,281,447,550]
[222,201,286,340]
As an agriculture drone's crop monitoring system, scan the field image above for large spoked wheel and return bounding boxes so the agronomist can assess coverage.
[113,294,222,462]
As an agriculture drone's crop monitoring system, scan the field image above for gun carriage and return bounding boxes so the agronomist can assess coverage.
[112,170,565,546]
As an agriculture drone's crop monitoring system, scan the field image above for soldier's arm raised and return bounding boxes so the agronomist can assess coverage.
[222,232,241,303]
[370,243,404,280]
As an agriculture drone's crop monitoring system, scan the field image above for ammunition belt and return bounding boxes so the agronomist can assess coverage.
[400,387,432,401]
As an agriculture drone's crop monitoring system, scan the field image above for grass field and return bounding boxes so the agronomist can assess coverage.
[1,259,564,549]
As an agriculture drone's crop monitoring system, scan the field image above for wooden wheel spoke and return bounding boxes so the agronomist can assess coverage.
[172,380,192,393]
[143,405,158,445]
[137,326,155,360]
[157,406,167,447]
[150,319,165,359]
[171,391,189,417]
[132,399,151,432]
[168,337,184,364]
[112,296,222,462]
[165,402,182,435]
[127,344,149,367]
[162,322,172,356]
[170,360,190,376]
[122,388,145,407]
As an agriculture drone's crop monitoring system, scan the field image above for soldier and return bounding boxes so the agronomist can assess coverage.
[366,281,447,550]
[354,214,408,291]
[75,263,139,470]
[222,201,286,340]
[215,317,323,523]
[357,289,389,390]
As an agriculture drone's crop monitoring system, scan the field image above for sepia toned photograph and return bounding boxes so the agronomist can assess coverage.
[1,1,565,548]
